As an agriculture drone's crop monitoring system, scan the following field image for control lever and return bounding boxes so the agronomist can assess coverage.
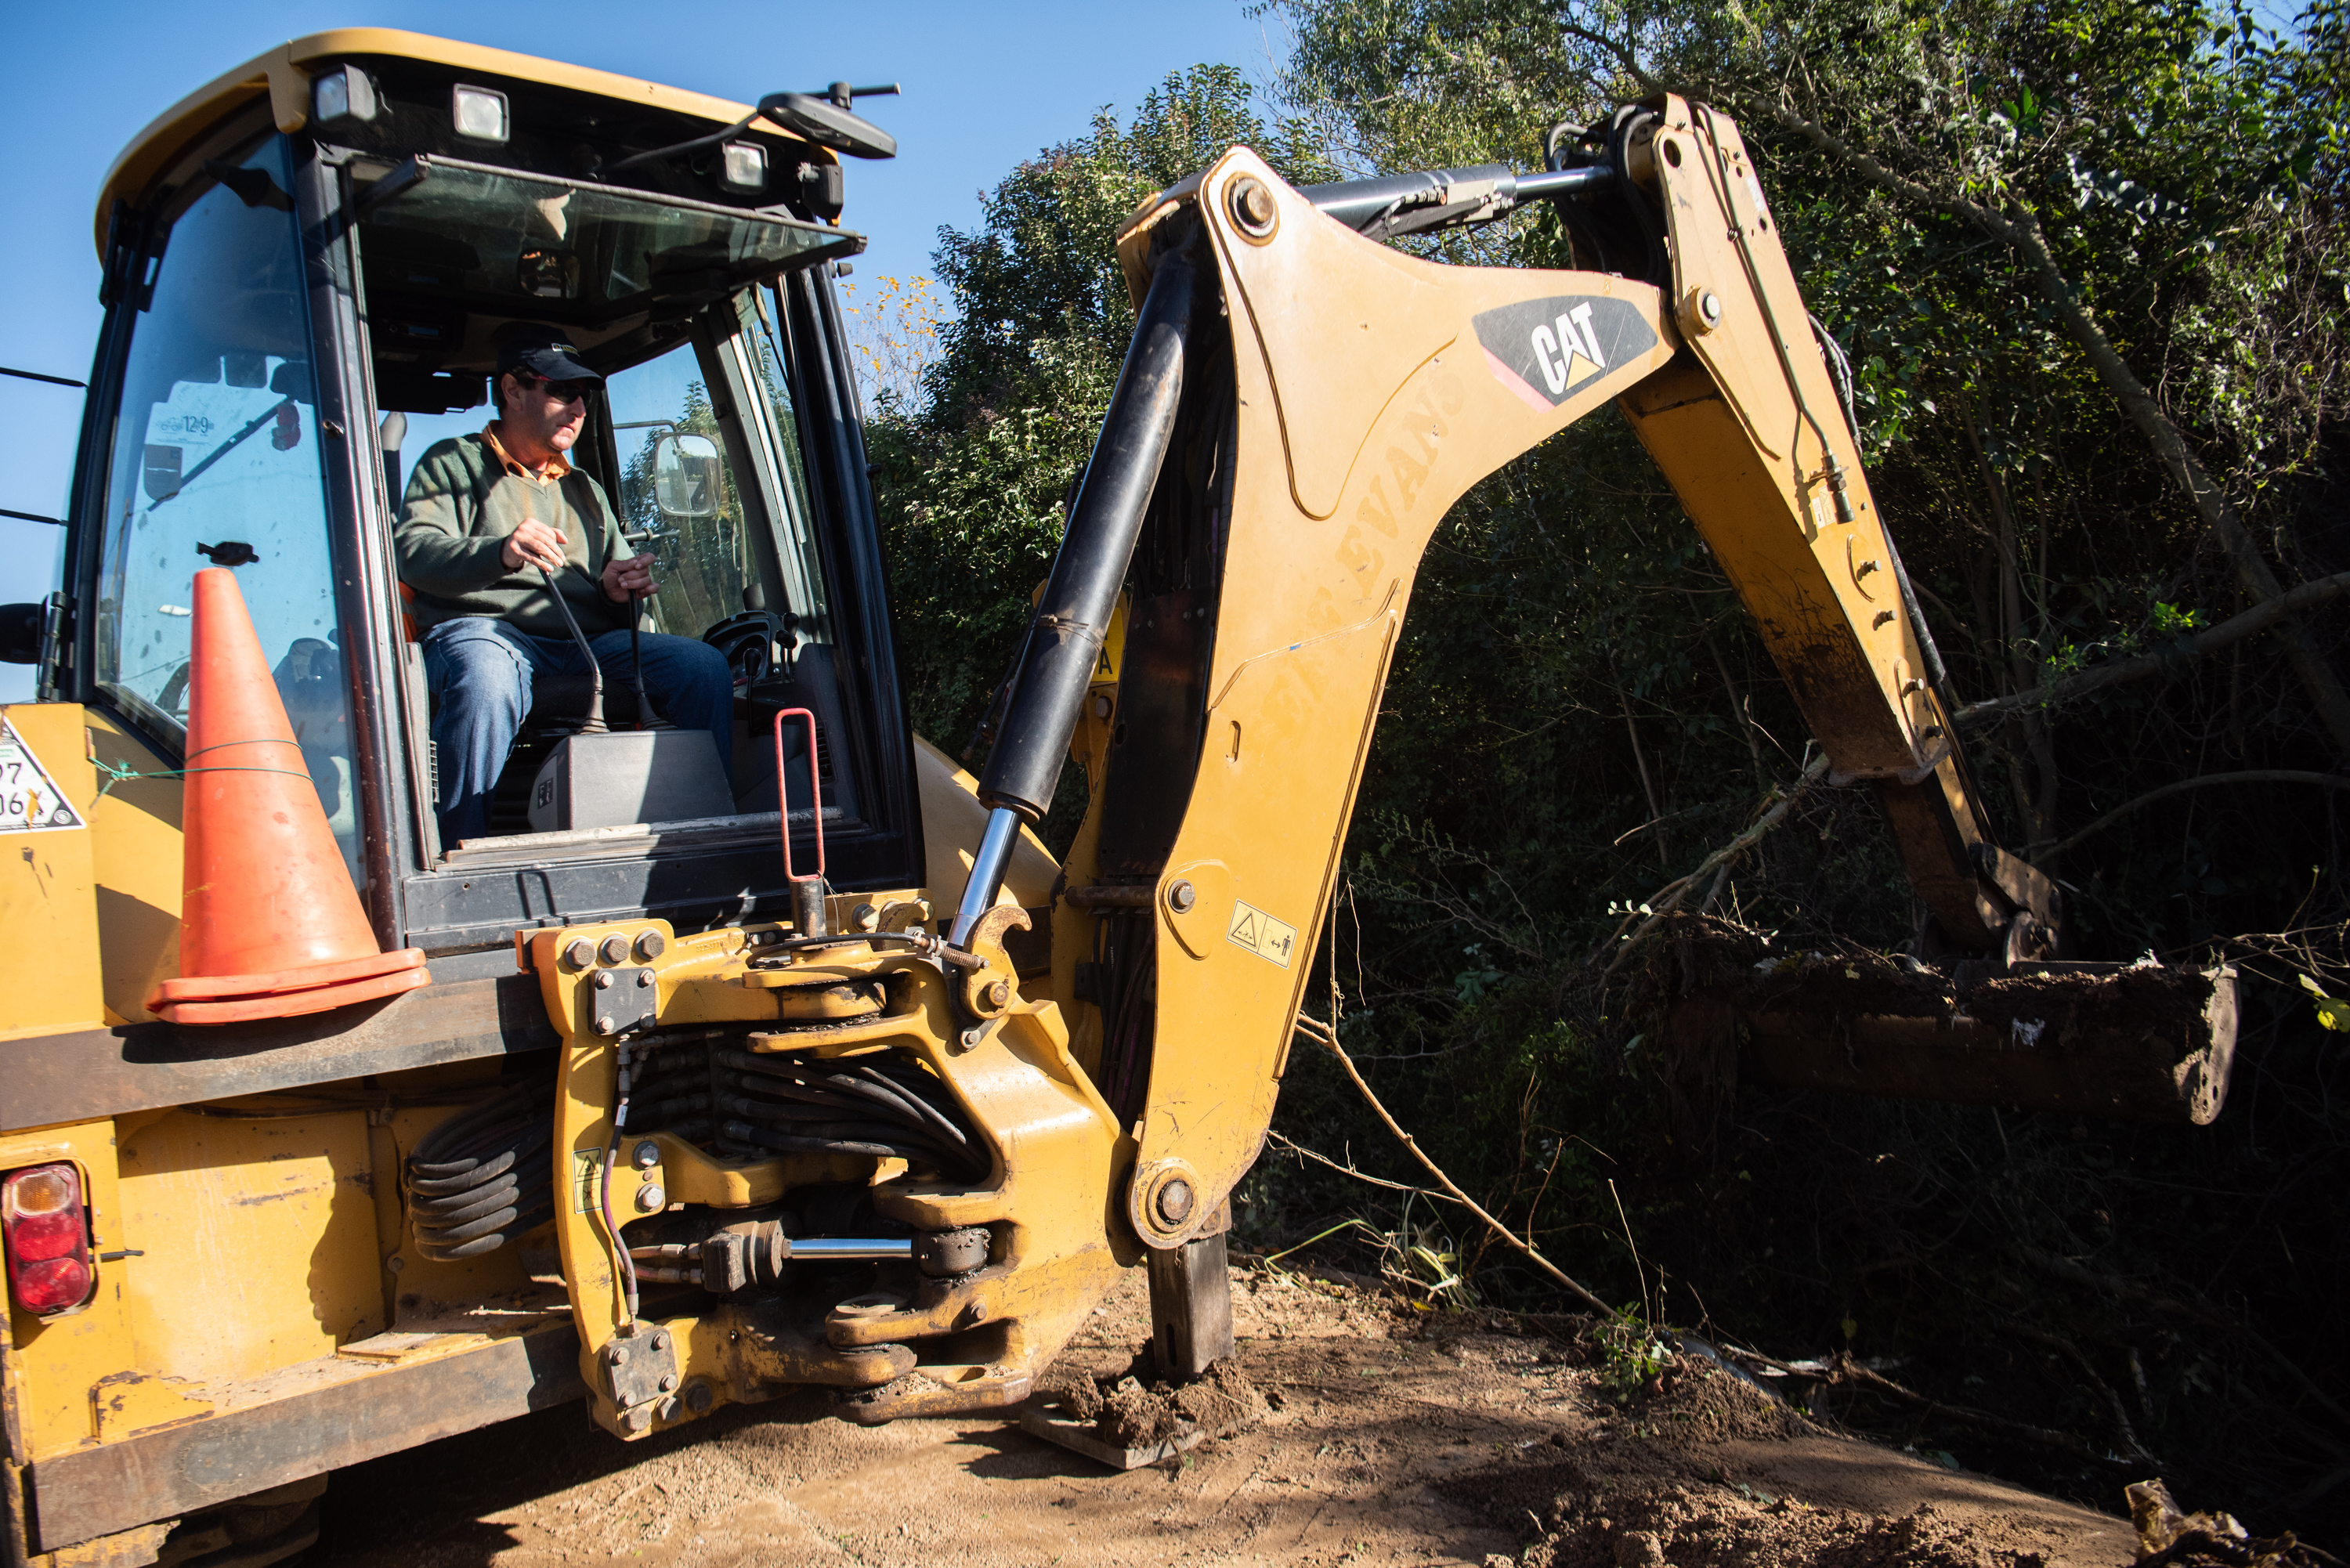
[537,565,606,733]
[628,587,653,730]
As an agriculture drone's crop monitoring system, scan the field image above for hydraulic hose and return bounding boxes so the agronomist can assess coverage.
[707,1047,986,1180]
[1300,162,1614,240]
[404,1084,555,1261]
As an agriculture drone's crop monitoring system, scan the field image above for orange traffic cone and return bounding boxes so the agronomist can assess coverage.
[146,568,430,1024]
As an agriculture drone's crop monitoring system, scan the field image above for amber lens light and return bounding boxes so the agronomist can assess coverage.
[8,1166,74,1215]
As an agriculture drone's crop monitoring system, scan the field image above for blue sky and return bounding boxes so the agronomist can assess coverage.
[0,1,1286,689]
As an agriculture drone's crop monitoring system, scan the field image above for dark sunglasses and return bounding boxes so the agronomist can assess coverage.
[516,373,595,404]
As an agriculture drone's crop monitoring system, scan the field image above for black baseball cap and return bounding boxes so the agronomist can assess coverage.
[494,326,602,385]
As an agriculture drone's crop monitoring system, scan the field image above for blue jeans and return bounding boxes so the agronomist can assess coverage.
[422,617,736,845]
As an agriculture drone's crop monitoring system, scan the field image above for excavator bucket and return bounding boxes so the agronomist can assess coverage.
[1640,920,2238,1125]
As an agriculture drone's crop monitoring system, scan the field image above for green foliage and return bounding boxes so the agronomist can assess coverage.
[870,66,1332,772]
[867,3,2350,1532]
[1595,1305,1676,1400]
[1242,0,2350,1531]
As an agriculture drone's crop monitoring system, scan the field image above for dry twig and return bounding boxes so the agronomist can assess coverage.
[1293,1011,1612,1313]
[1957,571,2350,726]
[1592,754,1832,983]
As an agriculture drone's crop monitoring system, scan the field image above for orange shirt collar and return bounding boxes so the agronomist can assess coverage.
[481,421,573,482]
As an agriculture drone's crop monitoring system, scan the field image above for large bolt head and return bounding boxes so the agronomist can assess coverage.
[1229,175,1277,236]
[632,1140,661,1170]
[984,978,1010,1010]
[1156,1176,1195,1226]
[600,934,631,965]
[635,1182,667,1212]
[1167,880,1197,913]
[634,929,667,960]
[564,938,596,969]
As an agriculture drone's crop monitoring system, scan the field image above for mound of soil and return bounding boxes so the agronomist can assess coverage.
[1039,1342,1269,1448]
[1449,1352,2124,1568]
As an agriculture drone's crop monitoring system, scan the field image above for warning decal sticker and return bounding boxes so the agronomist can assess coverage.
[0,718,85,834]
[573,1149,602,1214]
[1470,294,1658,414]
[1226,901,1298,968]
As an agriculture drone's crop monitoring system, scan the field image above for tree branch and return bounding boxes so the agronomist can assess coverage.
[1593,755,1832,983]
[1739,97,2350,761]
[1557,21,1666,95]
[1956,571,2350,725]
[2043,772,2350,856]
[1293,1011,1613,1313]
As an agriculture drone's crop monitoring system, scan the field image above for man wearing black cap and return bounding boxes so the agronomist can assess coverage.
[396,327,734,846]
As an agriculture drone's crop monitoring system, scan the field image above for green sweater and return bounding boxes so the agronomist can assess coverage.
[395,433,637,640]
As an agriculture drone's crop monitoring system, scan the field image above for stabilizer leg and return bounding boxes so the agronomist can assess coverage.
[1147,1230,1235,1379]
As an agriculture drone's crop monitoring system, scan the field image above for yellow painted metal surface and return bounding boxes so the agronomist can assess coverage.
[113,1111,382,1386]
[96,28,840,255]
[1108,149,1677,1245]
[526,916,1122,1438]
[1068,595,1129,793]
[80,711,182,1027]
[1617,96,2005,940]
[0,1122,160,1462]
[378,1101,533,1319]
[1623,99,1940,779]
[0,706,103,1039]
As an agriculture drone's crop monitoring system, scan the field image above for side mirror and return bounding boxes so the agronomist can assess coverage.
[0,605,40,665]
[756,92,898,161]
[653,433,723,519]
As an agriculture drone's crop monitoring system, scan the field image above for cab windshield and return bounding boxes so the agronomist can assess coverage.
[356,156,856,326]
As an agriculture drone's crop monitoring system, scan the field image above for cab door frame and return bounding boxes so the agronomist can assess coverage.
[324,172,924,960]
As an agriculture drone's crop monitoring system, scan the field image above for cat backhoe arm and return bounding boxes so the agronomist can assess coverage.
[949,94,2077,1270]
[539,96,2227,1447]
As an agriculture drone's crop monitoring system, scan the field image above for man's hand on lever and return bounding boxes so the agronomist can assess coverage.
[602,552,656,605]
[501,517,569,574]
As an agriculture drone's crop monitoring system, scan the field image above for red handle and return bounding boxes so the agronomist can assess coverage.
[773,707,825,884]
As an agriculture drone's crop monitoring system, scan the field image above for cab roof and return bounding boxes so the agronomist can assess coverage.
[97,28,784,255]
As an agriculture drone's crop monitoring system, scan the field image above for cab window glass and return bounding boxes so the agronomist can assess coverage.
[93,138,358,871]
[738,287,828,640]
[606,341,753,642]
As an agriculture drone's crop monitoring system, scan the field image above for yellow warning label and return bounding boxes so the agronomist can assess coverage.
[1226,901,1297,968]
[573,1149,602,1214]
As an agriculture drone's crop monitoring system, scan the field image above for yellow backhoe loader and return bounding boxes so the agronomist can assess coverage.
[0,32,2235,1566]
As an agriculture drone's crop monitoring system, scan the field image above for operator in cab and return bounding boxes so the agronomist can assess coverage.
[396,327,734,845]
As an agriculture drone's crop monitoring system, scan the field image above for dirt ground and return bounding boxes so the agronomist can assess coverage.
[311,1266,2146,1567]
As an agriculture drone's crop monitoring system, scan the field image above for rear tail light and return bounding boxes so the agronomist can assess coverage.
[3,1165,96,1317]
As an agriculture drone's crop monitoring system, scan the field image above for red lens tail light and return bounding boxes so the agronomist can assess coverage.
[3,1165,96,1317]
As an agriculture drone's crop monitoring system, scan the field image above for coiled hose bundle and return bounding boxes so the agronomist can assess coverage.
[404,1084,555,1261]
[711,1050,986,1182]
